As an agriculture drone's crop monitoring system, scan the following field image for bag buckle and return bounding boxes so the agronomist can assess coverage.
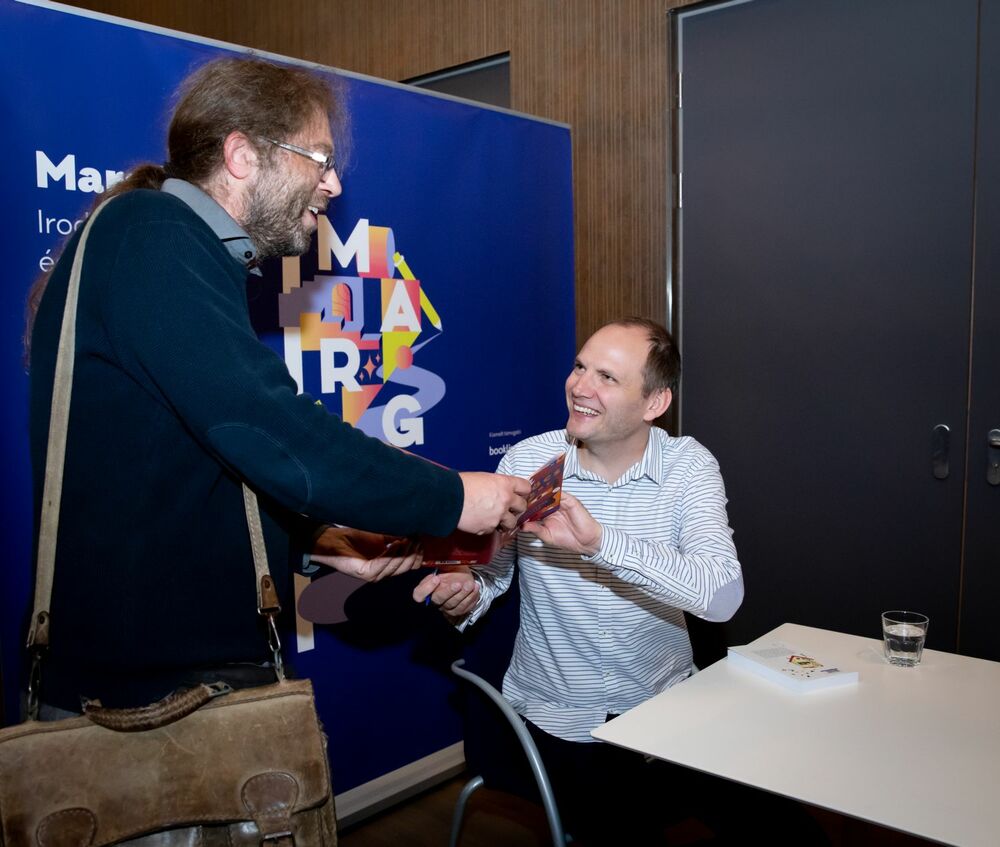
[205,681,234,699]
[26,650,43,721]
[260,831,293,845]
[266,613,285,682]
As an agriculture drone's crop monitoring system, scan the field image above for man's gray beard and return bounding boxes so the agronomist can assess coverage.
[242,171,313,259]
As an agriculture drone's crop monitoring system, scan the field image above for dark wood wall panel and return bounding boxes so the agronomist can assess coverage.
[62,0,695,346]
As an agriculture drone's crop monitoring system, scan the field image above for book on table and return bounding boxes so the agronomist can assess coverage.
[727,642,858,692]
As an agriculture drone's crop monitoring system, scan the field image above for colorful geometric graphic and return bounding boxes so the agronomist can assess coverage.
[278,217,445,447]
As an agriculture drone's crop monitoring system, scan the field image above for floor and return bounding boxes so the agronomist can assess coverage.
[338,774,939,847]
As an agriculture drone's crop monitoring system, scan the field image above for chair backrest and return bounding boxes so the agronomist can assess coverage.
[451,659,566,847]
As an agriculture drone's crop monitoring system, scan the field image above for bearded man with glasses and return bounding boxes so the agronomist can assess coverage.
[25,57,529,717]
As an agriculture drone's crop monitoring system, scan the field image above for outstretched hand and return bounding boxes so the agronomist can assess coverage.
[520,492,602,555]
[457,472,531,533]
[310,527,423,582]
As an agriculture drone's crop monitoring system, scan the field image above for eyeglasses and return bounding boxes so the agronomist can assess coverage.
[262,137,336,176]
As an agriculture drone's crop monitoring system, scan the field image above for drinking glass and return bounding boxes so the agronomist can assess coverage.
[882,611,929,667]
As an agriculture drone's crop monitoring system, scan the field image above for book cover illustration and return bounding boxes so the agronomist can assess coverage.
[727,642,859,692]
[421,452,566,565]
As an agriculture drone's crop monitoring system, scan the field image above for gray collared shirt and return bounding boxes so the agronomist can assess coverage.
[161,178,261,275]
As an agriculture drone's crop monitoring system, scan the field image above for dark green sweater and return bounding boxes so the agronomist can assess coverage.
[29,190,463,709]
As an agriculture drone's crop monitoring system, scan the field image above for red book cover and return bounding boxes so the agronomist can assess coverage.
[420,452,566,565]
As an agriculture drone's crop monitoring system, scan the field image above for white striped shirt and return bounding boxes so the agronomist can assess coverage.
[466,427,743,743]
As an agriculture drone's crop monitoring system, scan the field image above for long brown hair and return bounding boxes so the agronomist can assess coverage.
[24,56,349,364]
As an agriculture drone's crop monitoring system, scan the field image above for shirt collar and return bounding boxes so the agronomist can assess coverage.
[161,178,261,275]
[564,428,665,486]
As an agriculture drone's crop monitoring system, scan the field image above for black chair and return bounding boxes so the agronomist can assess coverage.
[448,659,567,847]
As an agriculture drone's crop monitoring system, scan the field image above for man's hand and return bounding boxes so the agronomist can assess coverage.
[521,492,602,555]
[310,527,422,582]
[413,567,480,624]
[457,472,531,534]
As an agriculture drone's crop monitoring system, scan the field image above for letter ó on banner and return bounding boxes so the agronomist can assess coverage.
[36,151,76,190]
[317,217,370,273]
[382,394,424,448]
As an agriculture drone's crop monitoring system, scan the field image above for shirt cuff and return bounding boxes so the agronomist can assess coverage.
[584,524,627,569]
[457,570,488,631]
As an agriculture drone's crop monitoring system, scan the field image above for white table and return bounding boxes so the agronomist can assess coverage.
[592,622,1000,847]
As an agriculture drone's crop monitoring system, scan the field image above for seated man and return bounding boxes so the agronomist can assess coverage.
[418,318,828,845]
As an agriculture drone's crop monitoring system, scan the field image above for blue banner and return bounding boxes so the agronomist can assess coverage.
[0,0,574,793]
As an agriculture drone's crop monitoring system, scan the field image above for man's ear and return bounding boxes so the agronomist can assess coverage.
[643,388,672,422]
[222,131,258,181]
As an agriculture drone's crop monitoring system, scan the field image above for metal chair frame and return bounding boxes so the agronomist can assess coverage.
[448,659,567,847]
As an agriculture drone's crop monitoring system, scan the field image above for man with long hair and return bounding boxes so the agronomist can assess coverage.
[27,57,528,714]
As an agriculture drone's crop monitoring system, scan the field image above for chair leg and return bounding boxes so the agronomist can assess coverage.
[452,660,568,847]
[448,774,485,847]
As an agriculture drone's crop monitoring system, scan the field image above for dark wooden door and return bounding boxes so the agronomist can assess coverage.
[674,0,988,654]
[959,0,1000,660]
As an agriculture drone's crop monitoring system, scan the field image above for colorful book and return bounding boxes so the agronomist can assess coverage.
[420,452,566,565]
[727,642,858,692]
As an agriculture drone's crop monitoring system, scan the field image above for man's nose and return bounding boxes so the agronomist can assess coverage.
[319,168,342,198]
[571,371,594,395]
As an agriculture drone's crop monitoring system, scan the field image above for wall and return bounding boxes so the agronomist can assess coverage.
[60,0,697,346]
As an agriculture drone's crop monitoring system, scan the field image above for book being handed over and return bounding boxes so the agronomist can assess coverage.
[727,642,858,692]
[420,452,566,565]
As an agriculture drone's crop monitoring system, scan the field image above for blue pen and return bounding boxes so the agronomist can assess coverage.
[423,561,468,604]
[424,567,439,605]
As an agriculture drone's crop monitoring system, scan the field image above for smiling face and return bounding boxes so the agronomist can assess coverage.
[565,324,671,457]
[242,110,342,258]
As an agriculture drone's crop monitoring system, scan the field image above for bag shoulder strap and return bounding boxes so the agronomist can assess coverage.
[27,196,282,674]
[27,202,107,650]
